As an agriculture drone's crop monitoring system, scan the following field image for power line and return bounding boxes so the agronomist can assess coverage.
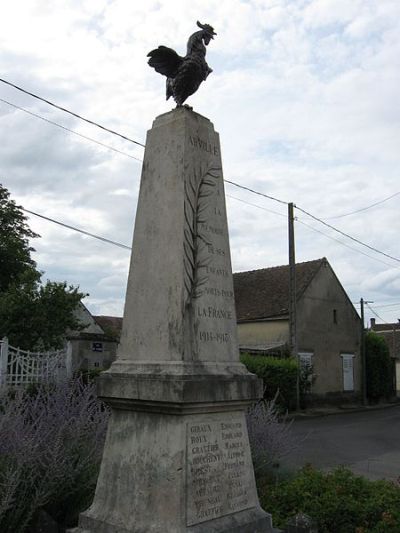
[296,218,399,269]
[226,194,287,218]
[22,207,132,251]
[2,77,398,269]
[22,194,400,271]
[366,302,389,324]
[353,301,400,308]
[224,179,288,206]
[0,97,143,162]
[373,302,400,309]
[0,77,146,148]
[225,194,399,271]
[226,185,400,267]
[22,195,286,253]
[325,191,400,220]
[295,205,400,265]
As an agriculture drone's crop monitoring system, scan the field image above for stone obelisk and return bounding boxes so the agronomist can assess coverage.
[76,108,276,532]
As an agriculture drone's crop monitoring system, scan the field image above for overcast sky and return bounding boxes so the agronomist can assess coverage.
[1,0,399,326]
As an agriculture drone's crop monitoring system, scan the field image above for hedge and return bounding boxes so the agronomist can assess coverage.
[240,353,298,410]
[260,466,400,533]
[366,331,393,402]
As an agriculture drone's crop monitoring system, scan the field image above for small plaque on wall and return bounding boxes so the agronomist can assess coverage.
[92,342,103,352]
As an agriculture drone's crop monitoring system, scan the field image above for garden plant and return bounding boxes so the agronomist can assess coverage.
[0,376,109,532]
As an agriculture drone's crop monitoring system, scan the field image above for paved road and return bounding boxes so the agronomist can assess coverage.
[281,406,400,481]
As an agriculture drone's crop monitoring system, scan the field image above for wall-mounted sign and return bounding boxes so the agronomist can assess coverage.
[92,342,103,352]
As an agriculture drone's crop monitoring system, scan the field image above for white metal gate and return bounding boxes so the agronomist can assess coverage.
[0,337,72,388]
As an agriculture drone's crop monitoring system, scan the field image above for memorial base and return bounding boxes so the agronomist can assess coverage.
[72,372,276,533]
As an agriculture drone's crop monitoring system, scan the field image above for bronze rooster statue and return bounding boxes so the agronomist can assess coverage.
[147,21,216,106]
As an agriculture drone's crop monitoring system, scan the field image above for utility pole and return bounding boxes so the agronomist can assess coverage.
[288,203,299,410]
[360,298,373,406]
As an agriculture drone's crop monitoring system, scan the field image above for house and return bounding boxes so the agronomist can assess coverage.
[233,258,362,403]
[370,318,400,396]
[66,304,119,371]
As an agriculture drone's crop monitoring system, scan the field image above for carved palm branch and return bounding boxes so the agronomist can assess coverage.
[184,164,221,305]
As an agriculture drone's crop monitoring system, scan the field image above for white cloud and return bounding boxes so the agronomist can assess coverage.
[0,0,399,325]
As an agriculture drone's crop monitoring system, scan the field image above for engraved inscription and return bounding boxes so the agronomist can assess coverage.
[187,417,254,526]
[197,306,232,320]
[203,287,234,299]
[205,266,229,277]
[199,223,224,237]
[189,135,219,156]
[207,244,226,256]
[199,331,230,343]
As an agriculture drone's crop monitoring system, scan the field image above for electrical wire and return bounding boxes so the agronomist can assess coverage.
[226,193,287,218]
[0,97,142,162]
[0,77,146,148]
[366,302,390,324]
[20,195,400,271]
[295,205,400,264]
[324,191,400,220]
[296,218,399,269]
[372,302,400,309]
[22,207,132,250]
[224,179,288,206]
[2,78,399,271]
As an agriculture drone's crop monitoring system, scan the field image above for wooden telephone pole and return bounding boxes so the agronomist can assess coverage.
[288,203,299,410]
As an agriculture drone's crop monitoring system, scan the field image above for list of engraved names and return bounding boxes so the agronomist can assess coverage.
[186,416,254,526]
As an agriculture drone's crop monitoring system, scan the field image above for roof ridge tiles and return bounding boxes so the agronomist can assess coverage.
[234,257,326,277]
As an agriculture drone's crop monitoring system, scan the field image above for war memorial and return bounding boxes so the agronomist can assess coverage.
[74,22,277,533]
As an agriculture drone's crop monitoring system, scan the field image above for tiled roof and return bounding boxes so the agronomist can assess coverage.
[371,323,400,332]
[94,315,123,339]
[233,258,326,322]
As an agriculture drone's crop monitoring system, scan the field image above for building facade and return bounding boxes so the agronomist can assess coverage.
[233,258,362,402]
[66,304,119,371]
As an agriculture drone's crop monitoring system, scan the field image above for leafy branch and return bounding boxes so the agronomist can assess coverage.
[183,164,221,304]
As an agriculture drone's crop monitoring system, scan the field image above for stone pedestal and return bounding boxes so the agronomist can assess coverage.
[75,108,275,532]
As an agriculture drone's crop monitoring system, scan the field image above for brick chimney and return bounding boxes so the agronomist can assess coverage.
[370,318,376,328]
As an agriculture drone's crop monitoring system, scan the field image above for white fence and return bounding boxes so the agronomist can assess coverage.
[0,337,72,388]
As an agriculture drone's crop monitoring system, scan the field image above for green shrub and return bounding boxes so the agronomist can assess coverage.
[259,466,400,533]
[240,354,298,410]
[366,332,393,402]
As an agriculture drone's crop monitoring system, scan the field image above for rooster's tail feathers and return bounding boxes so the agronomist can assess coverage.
[147,46,183,78]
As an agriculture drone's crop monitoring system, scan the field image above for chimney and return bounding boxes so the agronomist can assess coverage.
[370,318,376,328]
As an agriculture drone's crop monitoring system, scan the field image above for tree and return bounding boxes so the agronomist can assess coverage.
[0,184,87,350]
[0,184,40,292]
[365,331,393,402]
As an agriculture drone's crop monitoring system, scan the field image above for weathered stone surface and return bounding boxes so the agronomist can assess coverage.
[112,108,240,374]
[186,413,256,525]
[74,108,275,532]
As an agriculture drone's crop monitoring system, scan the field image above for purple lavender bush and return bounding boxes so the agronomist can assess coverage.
[0,377,109,532]
[246,393,299,475]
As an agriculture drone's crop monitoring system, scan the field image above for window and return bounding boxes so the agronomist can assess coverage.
[333,309,337,324]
